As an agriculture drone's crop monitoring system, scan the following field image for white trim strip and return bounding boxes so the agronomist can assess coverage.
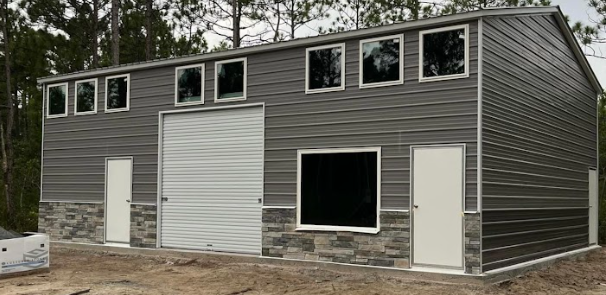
[262,206,296,209]
[39,201,104,204]
[477,16,484,273]
[130,203,156,206]
[260,256,483,277]
[484,245,600,275]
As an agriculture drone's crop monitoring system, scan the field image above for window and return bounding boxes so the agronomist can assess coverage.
[306,43,345,94]
[47,83,68,118]
[419,24,469,82]
[215,58,246,102]
[75,79,97,115]
[359,35,403,88]
[175,64,204,106]
[105,74,130,112]
[297,148,381,233]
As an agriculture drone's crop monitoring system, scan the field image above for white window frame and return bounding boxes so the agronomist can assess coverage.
[105,73,131,113]
[175,64,205,107]
[296,147,382,234]
[46,82,68,119]
[305,43,346,94]
[74,78,98,115]
[418,24,470,83]
[359,34,404,89]
[214,57,247,103]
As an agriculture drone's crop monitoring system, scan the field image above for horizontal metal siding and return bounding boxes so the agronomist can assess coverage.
[42,21,479,209]
[263,23,479,209]
[160,108,263,254]
[481,15,597,271]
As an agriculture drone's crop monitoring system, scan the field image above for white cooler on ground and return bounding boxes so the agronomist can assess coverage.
[0,233,49,276]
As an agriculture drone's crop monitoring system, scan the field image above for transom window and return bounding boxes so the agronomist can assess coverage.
[105,74,130,112]
[175,64,204,106]
[47,83,68,118]
[420,24,469,82]
[360,35,403,88]
[75,79,97,115]
[306,43,345,94]
[215,58,247,102]
[297,148,381,234]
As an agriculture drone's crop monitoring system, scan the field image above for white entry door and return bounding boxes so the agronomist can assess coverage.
[412,145,464,269]
[105,157,133,244]
[589,168,598,245]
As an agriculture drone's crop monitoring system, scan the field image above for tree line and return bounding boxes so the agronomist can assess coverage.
[0,0,604,239]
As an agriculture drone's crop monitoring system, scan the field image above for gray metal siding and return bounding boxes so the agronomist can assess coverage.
[42,21,479,210]
[481,15,597,271]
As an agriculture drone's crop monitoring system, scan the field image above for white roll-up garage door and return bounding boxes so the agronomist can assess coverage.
[159,106,263,254]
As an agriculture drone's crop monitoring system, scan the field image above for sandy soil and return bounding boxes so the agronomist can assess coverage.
[2,247,606,295]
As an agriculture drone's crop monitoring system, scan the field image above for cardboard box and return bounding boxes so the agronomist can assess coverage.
[0,233,49,276]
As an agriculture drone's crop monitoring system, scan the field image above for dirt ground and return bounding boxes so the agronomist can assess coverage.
[2,247,606,295]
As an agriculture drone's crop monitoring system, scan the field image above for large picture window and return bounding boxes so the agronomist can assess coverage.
[175,64,204,106]
[47,83,68,118]
[75,79,97,115]
[215,58,246,102]
[419,24,469,82]
[360,35,403,88]
[105,74,130,112]
[297,148,381,233]
[306,43,345,94]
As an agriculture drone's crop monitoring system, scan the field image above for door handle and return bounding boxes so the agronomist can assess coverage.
[126,199,131,203]
[413,205,419,209]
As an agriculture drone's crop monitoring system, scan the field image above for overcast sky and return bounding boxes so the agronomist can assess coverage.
[552,0,606,87]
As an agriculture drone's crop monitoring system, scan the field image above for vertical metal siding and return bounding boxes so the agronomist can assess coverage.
[160,107,263,254]
[481,15,597,271]
[42,21,479,210]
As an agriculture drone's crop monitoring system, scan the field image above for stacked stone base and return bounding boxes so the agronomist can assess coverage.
[38,202,157,248]
[465,213,481,274]
[39,202,481,274]
[263,208,482,274]
[130,204,157,248]
[262,209,410,268]
[38,202,105,244]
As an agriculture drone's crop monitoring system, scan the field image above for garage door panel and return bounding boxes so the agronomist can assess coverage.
[160,107,263,254]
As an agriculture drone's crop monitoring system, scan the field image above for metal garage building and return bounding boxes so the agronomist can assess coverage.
[37,6,601,276]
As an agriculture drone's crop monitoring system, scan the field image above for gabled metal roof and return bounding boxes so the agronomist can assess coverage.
[37,6,602,94]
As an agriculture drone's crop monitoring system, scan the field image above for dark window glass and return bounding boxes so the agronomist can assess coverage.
[106,76,128,109]
[76,81,96,113]
[362,38,400,85]
[48,85,67,115]
[217,61,244,99]
[422,28,466,78]
[177,66,203,103]
[301,152,377,228]
[308,46,342,90]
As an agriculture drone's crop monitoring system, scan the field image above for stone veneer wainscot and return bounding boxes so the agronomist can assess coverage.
[262,209,410,268]
[38,202,105,244]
